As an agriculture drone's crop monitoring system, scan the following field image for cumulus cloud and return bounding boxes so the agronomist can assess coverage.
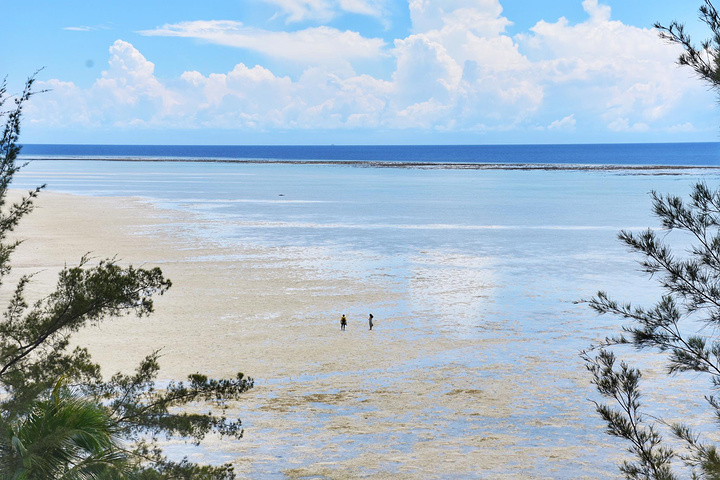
[25,79,92,127]
[95,40,179,113]
[29,40,183,129]
[582,0,611,23]
[400,0,541,129]
[409,0,510,36]
[26,1,717,140]
[138,21,386,63]
[392,35,461,106]
[178,64,296,128]
[132,1,545,131]
[516,0,706,131]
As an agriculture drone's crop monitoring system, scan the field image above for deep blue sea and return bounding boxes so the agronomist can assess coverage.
[19,142,720,166]
[13,143,720,478]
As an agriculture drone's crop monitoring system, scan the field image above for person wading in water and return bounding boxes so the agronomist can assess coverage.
[340,314,347,331]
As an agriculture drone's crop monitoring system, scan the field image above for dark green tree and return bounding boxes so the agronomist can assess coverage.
[583,184,720,479]
[0,75,253,478]
[585,4,720,479]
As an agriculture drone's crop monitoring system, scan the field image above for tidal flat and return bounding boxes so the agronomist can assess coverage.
[8,160,720,478]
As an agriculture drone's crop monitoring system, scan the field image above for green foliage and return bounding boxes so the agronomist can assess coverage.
[0,257,172,420]
[0,75,254,478]
[90,351,252,448]
[0,378,130,480]
[584,183,720,479]
[656,0,720,92]
[585,350,676,480]
[585,5,720,478]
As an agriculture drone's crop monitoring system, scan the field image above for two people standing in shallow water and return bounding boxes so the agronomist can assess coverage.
[340,313,375,331]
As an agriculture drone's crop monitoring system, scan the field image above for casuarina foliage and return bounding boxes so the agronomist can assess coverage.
[0,73,253,479]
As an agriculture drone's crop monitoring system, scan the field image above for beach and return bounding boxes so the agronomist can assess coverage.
[8,158,720,479]
[4,187,622,479]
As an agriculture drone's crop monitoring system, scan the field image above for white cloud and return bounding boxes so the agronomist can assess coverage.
[667,122,695,133]
[582,0,611,23]
[63,25,110,32]
[25,79,92,127]
[392,35,462,106]
[339,0,383,16]
[263,0,385,22]
[548,114,576,131]
[30,40,393,131]
[516,0,707,130]
[409,0,510,36]
[139,21,386,64]
[178,64,295,127]
[400,0,542,128]
[395,98,454,129]
[607,117,650,132]
[94,40,179,113]
[265,0,334,22]
[29,41,184,129]
[295,67,390,128]
[26,1,718,140]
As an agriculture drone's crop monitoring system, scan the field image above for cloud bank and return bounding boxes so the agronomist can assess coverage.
[26,0,716,142]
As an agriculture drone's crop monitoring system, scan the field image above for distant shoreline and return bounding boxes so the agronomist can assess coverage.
[16,156,720,171]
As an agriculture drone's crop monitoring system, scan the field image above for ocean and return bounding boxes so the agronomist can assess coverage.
[13,143,720,478]
[19,142,720,166]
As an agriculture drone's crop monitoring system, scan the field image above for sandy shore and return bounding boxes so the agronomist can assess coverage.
[5,190,622,479]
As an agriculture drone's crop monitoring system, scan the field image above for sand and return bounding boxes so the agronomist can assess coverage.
[5,190,623,479]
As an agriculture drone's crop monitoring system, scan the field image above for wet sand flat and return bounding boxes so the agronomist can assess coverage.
[6,190,623,479]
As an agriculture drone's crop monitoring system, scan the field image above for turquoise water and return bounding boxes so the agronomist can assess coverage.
[13,157,720,477]
[14,161,694,312]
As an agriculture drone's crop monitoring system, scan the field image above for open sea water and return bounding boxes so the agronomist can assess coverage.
[18,142,720,165]
[13,143,720,478]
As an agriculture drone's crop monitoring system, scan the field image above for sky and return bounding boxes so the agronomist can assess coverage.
[3,0,719,145]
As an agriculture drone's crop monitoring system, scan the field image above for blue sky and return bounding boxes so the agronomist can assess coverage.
[3,0,719,145]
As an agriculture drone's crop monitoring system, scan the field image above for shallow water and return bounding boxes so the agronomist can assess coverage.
[13,159,720,478]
